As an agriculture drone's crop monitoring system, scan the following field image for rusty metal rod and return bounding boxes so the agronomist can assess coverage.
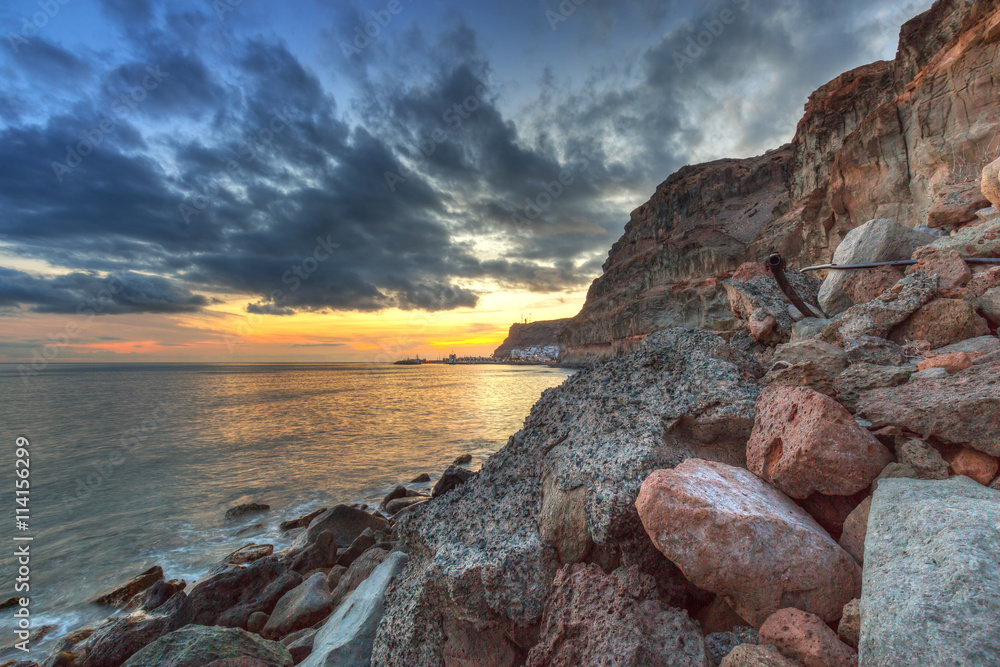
[801,258,1000,272]
[766,253,825,319]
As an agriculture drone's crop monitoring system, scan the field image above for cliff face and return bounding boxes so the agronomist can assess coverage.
[493,319,570,359]
[561,0,1000,364]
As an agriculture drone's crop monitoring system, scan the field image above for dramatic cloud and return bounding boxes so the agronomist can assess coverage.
[0,0,932,320]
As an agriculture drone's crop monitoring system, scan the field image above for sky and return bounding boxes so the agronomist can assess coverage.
[0,0,933,363]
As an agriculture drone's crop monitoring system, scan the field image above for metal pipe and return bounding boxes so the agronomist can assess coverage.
[766,253,824,319]
[800,258,1000,272]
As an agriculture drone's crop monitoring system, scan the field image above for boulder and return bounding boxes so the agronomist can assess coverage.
[762,339,847,397]
[905,246,971,292]
[950,447,999,485]
[82,592,186,667]
[818,219,935,316]
[891,298,989,348]
[720,644,799,667]
[837,599,860,649]
[379,486,407,509]
[757,608,855,667]
[453,453,473,465]
[286,629,316,664]
[981,156,1000,208]
[790,318,831,342]
[724,273,821,344]
[859,477,1000,666]
[305,505,389,547]
[246,611,268,634]
[326,565,347,590]
[636,459,861,626]
[431,465,472,497]
[91,566,163,607]
[915,351,971,373]
[843,335,905,366]
[383,497,430,515]
[857,360,1000,456]
[280,508,326,532]
[262,573,334,640]
[909,367,948,381]
[977,287,1000,323]
[821,273,938,344]
[338,529,376,568]
[224,544,273,566]
[833,362,913,412]
[895,440,948,480]
[524,564,707,667]
[928,218,1000,259]
[372,329,763,665]
[225,503,270,522]
[928,335,1000,360]
[122,626,292,667]
[844,265,905,305]
[303,551,407,667]
[410,473,431,483]
[747,386,892,499]
[331,548,390,608]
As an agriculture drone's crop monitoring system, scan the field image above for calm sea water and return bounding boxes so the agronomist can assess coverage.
[0,362,573,657]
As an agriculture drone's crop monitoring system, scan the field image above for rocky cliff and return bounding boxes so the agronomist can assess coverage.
[561,0,1000,365]
[492,319,570,359]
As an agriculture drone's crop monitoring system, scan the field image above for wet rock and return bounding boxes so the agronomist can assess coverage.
[331,547,390,609]
[225,503,270,522]
[843,335,905,366]
[747,386,892,499]
[128,578,186,612]
[262,573,333,641]
[304,552,407,667]
[291,531,340,574]
[304,505,389,547]
[891,298,989,349]
[950,447,999,485]
[431,465,472,497]
[91,566,163,607]
[818,219,935,317]
[860,477,1000,666]
[916,351,972,373]
[758,608,855,667]
[837,599,860,649]
[452,453,472,465]
[725,272,821,344]
[525,563,707,667]
[636,459,861,626]
[383,497,430,516]
[379,486,407,509]
[372,330,762,664]
[122,626,292,667]
[280,508,326,532]
[338,529,376,568]
[896,440,948,480]
[225,544,274,566]
[821,273,938,344]
[833,362,912,412]
[905,246,971,292]
[857,360,1000,456]
[720,644,799,667]
[83,591,186,667]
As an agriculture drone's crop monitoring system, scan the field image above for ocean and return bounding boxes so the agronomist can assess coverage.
[0,362,573,658]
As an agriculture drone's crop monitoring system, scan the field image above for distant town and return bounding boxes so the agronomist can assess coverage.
[395,317,565,366]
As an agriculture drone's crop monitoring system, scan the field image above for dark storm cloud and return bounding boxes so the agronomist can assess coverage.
[0,0,931,317]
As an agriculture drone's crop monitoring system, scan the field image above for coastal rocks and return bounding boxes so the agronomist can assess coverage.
[890,298,989,348]
[723,271,821,343]
[896,440,948,480]
[380,486,407,509]
[280,508,325,532]
[720,644,799,667]
[636,459,861,626]
[950,447,999,485]
[982,156,1000,209]
[929,218,1000,259]
[857,359,1000,456]
[817,219,935,317]
[837,599,860,649]
[843,335,905,366]
[373,329,762,664]
[128,579,186,613]
[225,503,270,522]
[747,386,892,499]
[331,547,390,608]
[225,544,273,566]
[859,477,1000,666]
[304,505,389,546]
[410,473,431,483]
[763,340,847,396]
[383,497,429,516]
[91,566,163,607]
[757,608,855,667]
[904,247,970,292]
[833,362,913,412]
[916,351,972,373]
[452,453,472,465]
[431,465,472,497]
[122,626,292,667]
[821,273,938,344]
[83,592,186,667]
[304,552,407,667]
[262,573,334,641]
[291,530,340,573]
[524,564,707,667]
[338,529,376,568]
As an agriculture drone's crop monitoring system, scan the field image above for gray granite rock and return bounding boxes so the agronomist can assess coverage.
[123,626,292,667]
[860,477,1000,666]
